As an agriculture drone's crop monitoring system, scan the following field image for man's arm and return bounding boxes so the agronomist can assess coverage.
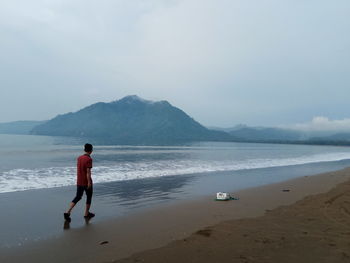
[86,168,92,188]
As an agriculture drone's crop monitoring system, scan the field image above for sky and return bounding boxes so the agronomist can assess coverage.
[1,0,350,130]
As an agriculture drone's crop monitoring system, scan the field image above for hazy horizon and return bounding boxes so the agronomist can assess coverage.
[3,94,350,133]
[1,0,350,128]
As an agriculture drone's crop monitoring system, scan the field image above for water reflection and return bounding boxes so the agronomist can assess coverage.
[63,221,70,230]
[95,174,196,208]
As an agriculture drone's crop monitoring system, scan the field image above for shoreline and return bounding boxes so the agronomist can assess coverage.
[1,166,350,263]
[116,168,350,263]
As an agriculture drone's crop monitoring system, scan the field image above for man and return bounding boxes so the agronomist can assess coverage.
[64,143,95,222]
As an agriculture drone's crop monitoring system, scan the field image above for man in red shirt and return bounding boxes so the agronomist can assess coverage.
[64,143,94,222]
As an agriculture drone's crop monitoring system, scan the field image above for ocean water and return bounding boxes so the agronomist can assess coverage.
[1,134,350,194]
[2,134,350,248]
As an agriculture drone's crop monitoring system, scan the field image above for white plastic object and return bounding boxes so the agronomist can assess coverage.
[216,192,230,200]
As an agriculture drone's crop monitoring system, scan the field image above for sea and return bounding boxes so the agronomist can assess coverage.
[1,134,350,194]
[2,133,350,248]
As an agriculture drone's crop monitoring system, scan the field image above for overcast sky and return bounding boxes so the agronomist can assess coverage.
[1,0,350,129]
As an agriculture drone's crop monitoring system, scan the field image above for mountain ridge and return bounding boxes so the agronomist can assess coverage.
[31,95,231,144]
[0,120,46,135]
[3,96,350,146]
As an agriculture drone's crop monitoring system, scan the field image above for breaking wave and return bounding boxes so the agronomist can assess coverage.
[1,152,350,193]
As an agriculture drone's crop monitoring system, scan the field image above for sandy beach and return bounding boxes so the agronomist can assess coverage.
[116,169,350,263]
[1,166,350,263]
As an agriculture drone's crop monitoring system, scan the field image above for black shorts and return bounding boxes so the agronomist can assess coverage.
[72,185,93,205]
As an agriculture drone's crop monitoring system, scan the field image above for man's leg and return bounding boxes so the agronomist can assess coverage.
[66,202,76,215]
[65,186,84,216]
[84,204,91,217]
[84,186,94,218]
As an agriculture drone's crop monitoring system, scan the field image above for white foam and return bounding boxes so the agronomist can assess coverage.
[1,152,350,193]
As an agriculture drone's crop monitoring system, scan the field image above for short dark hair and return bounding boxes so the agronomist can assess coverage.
[84,143,93,152]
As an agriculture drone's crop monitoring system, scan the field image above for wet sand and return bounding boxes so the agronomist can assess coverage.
[1,167,350,263]
[116,169,350,263]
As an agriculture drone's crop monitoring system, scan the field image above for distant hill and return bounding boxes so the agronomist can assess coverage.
[305,132,350,145]
[209,125,303,142]
[223,127,350,145]
[207,124,249,133]
[6,96,350,146]
[228,127,303,142]
[0,121,46,135]
[31,95,231,144]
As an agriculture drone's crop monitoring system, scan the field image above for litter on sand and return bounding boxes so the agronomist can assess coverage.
[215,192,239,201]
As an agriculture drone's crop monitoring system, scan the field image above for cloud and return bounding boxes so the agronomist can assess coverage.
[1,0,350,126]
[291,117,350,132]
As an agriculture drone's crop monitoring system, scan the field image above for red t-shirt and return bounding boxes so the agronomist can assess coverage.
[77,154,93,186]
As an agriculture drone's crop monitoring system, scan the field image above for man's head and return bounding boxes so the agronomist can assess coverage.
[84,143,93,153]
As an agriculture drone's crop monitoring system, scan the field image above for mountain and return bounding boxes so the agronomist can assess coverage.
[306,132,350,145]
[228,127,303,142]
[207,124,249,133]
[0,121,46,135]
[210,125,303,142]
[31,95,231,144]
